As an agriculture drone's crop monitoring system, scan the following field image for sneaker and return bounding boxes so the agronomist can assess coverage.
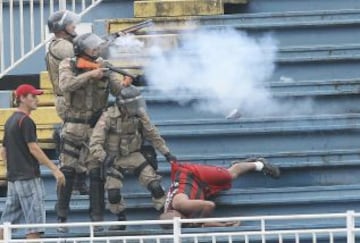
[258,158,281,179]
[109,212,127,231]
[57,217,69,233]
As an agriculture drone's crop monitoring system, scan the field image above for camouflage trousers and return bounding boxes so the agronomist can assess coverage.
[60,122,100,171]
[55,97,87,174]
[105,152,166,214]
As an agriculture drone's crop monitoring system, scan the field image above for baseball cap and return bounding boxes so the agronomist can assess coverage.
[15,84,44,98]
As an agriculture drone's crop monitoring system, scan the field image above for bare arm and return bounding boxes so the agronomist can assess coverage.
[172,193,215,218]
[171,193,239,227]
[28,143,65,186]
[0,147,6,162]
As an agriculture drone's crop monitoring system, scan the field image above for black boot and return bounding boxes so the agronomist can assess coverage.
[73,172,89,195]
[56,167,75,233]
[89,168,105,232]
[109,211,127,231]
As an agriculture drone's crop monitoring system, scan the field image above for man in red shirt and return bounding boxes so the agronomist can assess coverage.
[160,158,280,227]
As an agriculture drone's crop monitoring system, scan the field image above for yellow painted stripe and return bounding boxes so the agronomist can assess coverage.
[134,0,224,18]
[0,165,6,180]
[37,92,55,106]
[40,71,52,90]
[0,145,6,180]
[224,0,248,3]
[0,125,56,142]
[0,107,61,125]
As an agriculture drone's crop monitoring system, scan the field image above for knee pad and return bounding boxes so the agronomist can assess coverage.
[108,189,121,204]
[147,180,165,199]
[60,166,76,178]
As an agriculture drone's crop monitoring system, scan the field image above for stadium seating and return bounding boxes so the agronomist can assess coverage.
[2,0,360,239]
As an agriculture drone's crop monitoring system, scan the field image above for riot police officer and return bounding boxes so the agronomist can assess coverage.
[89,85,176,230]
[46,10,89,195]
[57,32,131,232]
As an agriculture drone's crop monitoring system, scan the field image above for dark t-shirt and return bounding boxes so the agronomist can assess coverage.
[2,111,40,181]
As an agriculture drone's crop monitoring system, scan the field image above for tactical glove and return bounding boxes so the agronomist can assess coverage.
[164,152,177,163]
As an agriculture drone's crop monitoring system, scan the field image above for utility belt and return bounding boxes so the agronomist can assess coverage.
[64,110,103,128]
[105,145,159,180]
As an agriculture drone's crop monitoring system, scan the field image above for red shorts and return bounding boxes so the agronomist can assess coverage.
[171,162,233,199]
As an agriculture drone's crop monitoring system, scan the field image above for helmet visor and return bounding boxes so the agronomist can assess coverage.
[82,33,105,50]
[60,10,81,26]
[118,95,147,116]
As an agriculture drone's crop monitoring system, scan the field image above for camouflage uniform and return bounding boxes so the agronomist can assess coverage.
[46,38,73,120]
[57,57,123,222]
[45,38,88,190]
[89,105,170,215]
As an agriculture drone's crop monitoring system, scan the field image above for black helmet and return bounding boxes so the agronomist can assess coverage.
[73,33,105,58]
[47,10,80,37]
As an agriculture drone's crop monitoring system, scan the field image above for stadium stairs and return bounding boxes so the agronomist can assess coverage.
[1,0,360,240]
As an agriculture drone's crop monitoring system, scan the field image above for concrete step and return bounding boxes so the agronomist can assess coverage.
[2,185,360,229]
[106,44,360,65]
[106,44,360,81]
[0,114,360,151]
[0,107,60,125]
[133,0,246,18]
[134,0,226,18]
[36,147,360,194]
[106,10,360,47]
[243,0,360,14]
[33,74,360,118]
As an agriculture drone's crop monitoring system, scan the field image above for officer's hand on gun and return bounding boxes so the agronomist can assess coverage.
[122,76,133,86]
[88,68,109,80]
[164,152,177,163]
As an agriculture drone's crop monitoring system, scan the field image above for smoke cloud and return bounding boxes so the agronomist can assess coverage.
[144,27,314,118]
[108,34,145,57]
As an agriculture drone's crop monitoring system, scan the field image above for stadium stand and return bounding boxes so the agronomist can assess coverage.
[1,0,360,241]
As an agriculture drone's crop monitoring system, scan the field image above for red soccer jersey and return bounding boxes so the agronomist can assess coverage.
[164,162,232,213]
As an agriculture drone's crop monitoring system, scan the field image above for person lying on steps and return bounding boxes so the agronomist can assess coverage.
[160,158,280,228]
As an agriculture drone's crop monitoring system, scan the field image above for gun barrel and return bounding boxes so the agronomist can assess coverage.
[122,19,153,34]
[107,65,137,79]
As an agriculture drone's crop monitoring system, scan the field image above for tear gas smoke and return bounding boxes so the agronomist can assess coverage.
[108,34,145,57]
[144,28,314,117]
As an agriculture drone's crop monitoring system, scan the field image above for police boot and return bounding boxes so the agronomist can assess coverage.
[89,168,105,232]
[56,166,76,233]
[73,172,89,195]
[109,211,127,231]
